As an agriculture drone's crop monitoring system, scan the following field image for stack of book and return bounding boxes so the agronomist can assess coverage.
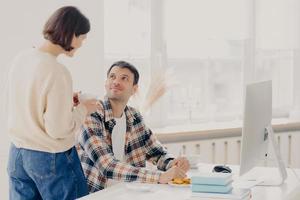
[191,173,233,193]
[190,173,251,200]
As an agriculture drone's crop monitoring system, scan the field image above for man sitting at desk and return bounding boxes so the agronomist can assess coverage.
[76,61,190,193]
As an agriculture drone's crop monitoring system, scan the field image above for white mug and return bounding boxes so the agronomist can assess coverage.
[78,93,98,102]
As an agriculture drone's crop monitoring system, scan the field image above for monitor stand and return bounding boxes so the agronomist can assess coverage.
[239,125,288,186]
[254,125,288,186]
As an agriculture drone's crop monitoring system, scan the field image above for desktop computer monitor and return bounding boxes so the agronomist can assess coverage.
[239,80,287,186]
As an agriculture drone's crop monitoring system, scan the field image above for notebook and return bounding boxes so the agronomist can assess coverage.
[191,183,233,193]
[191,173,232,186]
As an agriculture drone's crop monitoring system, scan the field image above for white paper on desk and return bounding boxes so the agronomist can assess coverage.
[125,183,154,192]
[232,179,262,189]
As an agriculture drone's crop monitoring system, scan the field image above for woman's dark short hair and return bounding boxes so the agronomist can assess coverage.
[107,61,140,85]
[43,6,90,51]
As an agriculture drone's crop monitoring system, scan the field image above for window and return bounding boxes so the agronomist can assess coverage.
[104,0,151,105]
[164,0,246,124]
[103,0,300,128]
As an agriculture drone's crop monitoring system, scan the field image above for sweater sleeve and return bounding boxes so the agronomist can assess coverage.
[43,65,87,139]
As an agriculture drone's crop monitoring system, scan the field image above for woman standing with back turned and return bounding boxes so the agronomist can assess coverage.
[7,6,100,200]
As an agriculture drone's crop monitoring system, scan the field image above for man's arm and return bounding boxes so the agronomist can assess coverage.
[143,127,190,172]
[143,126,175,171]
[79,113,162,183]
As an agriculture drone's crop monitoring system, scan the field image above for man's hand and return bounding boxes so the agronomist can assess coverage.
[158,166,186,184]
[170,157,190,173]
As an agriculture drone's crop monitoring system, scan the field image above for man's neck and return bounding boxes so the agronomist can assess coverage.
[109,99,127,118]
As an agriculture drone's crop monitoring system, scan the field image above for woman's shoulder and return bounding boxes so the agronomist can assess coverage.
[10,48,62,76]
[34,53,69,78]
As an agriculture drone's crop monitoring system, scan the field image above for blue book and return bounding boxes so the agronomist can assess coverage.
[191,173,232,186]
[191,184,233,194]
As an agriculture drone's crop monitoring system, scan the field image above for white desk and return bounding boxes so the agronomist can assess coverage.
[79,165,300,200]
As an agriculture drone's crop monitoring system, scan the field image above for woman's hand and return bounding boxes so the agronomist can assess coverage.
[73,91,81,107]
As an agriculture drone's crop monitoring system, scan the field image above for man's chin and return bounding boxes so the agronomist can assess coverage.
[109,90,122,96]
[109,96,121,101]
[107,95,126,102]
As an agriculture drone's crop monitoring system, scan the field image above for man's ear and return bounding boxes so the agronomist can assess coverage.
[132,84,138,95]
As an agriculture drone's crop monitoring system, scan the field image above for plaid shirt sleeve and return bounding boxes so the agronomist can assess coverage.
[138,114,174,171]
[80,113,162,183]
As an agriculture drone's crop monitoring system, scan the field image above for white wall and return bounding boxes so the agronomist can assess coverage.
[163,130,300,168]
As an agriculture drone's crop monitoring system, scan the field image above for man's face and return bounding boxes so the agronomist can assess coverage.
[105,66,138,102]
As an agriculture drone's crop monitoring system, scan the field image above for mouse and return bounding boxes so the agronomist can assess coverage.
[212,165,232,173]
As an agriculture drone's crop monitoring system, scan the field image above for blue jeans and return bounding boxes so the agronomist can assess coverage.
[7,144,88,200]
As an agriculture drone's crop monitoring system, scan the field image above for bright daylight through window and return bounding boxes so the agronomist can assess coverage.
[104,0,300,128]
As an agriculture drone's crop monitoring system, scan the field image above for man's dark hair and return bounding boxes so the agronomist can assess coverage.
[43,6,90,51]
[107,61,139,85]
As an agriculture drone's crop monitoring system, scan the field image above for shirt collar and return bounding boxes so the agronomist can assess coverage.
[102,96,136,125]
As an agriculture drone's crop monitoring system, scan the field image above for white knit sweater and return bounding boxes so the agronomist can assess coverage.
[7,48,87,153]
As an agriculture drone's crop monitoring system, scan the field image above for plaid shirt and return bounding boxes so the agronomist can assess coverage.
[76,97,174,193]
